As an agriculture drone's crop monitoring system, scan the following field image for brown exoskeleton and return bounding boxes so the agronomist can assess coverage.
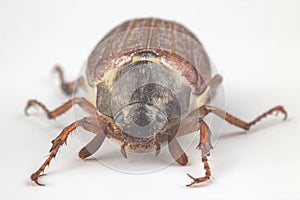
[25,18,287,186]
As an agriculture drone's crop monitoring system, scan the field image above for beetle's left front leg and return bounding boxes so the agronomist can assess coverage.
[186,119,213,186]
[186,104,287,186]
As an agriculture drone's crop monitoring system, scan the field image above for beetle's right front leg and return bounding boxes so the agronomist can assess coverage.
[25,97,97,119]
[30,117,106,186]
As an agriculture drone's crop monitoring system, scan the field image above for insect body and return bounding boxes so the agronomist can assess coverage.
[25,18,287,186]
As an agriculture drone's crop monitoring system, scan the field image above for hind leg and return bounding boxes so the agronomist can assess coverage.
[54,65,84,95]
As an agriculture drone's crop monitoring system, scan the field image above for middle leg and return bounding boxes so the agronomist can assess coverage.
[200,105,287,130]
[25,97,98,119]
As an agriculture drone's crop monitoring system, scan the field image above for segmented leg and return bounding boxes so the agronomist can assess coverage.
[206,74,223,102]
[30,117,103,186]
[78,131,106,159]
[25,97,98,119]
[54,65,84,95]
[187,153,211,186]
[120,141,128,159]
[186,105,287,186]
[77,117,106,159]
[168,124,188,166]
[154,135,161,157]
[186,119,212,186]
[202,105,287,130]
[168,136,188,166]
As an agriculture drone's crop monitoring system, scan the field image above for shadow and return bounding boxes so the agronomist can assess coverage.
[219,130,247,140]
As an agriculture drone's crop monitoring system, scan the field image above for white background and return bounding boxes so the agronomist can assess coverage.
[1,0,300,199]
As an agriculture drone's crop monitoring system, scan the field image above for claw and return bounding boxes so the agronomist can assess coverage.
[155,144,161,157]
[53,65,62,74]
[120,141,128,158]
[276,106,288,121]
[187,173,196,180]
[186,173,209,187]
[31,173,46,186]
[24,108,29,116]
[186,173,197,187]
[121,147,127,158]
[24,101,34,116]
[155,148,160,157]
[24,100,53,119]
[282,110,288,121]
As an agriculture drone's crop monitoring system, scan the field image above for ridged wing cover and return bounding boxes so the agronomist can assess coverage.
[86,18,212,94]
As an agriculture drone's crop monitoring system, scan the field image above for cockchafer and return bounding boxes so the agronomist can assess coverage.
[25,18,287,186]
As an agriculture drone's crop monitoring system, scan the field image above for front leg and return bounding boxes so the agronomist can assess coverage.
[186,104,287,186]
[30,117,106,186]
[167,124,188,166]
[186,119,212,186]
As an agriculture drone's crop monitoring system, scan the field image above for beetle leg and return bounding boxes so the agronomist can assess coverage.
[201,105,287,130]
[206,74,223,102]
[54,65,84,95]
[186,119,212,186]
[154,135,161,157]
[30,117,104,186]
[120,141,128,159]
[168,125,188,166]
[78,117,106,159]
[25,97,97,119]
[168,136,188,166]
[196,118,213,155]
[186,154,211,186]
[185,105,287,186]
[78,132,106,159]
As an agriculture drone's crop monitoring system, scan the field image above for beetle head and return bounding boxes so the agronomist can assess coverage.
[114,102,167,138]
[97,60,191,139]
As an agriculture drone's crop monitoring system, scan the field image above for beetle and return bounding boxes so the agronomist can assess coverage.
[25,18,287,186]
